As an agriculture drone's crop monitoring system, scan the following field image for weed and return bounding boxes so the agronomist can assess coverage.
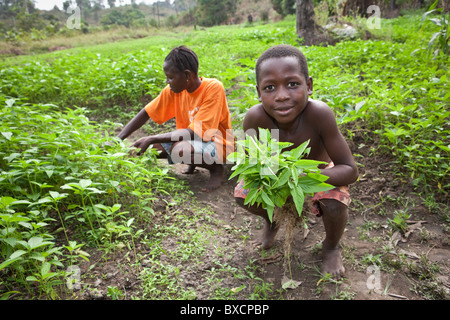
[313,265,344,296]
[106,286,124,300]
[387,209,411,234]
[360,253,383,268]
[409,254,447,299]
[331,286,356,300]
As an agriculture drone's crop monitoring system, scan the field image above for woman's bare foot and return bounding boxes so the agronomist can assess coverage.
[321,247,345,279]
[201,164,224,192]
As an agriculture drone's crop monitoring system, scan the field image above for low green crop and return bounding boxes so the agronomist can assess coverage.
[0,97,184,298]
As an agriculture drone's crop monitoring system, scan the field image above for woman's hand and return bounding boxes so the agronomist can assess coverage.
[132,136,154,155]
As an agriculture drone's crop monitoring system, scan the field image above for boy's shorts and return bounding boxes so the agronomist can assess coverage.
[161,140,218,165]
[310,185,351,217]
[233,162,351,217]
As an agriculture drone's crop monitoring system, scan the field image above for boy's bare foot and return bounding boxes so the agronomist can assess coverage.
[182,164,196,174]
[201,164,224,192]
[257,221,279,250]
[321,247,345,279]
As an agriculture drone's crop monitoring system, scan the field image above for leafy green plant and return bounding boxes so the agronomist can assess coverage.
[26,260,64,300]
[107,286,124,300]
[0,97,184,298]
[228,128,334,222]
[387,209,411,234]
[61,179,105,244]
[63,240,90,265]
[420,0,449,57]
[228,128,337,287]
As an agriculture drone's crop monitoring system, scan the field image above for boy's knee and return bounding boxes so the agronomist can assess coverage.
[319,199,348,215]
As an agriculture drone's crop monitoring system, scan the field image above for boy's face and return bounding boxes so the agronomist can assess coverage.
[163,61,188,93]
[256,56,313,126]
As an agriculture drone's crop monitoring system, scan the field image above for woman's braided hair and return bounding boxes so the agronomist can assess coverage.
[165,46,199,75]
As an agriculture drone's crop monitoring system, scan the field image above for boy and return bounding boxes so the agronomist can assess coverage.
[234,45,358,279]
[117,46,233,192]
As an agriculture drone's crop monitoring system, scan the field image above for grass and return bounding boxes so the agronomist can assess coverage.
[1,10,449,300]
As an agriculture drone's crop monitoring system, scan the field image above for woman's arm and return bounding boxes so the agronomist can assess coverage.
[132,128,195,155]
[117,108,150,140]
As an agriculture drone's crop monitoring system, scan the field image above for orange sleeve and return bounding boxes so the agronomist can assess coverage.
[144,85,175,124]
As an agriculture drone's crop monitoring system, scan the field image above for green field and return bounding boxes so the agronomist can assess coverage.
[0,11,449,301]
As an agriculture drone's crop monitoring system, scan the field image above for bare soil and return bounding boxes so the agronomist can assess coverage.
[76,129,449,301]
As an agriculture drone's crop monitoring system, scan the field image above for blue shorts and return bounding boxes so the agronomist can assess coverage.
[161,140,218,164]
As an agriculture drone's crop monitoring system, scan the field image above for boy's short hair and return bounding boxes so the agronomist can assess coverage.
[255,45,309,84]
[165,46,199,75]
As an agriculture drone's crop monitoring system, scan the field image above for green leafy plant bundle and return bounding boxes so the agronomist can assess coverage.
[228,128,334,222]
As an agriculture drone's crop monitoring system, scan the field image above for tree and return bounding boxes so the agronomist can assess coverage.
[296,0,325,45]
[92,0,103,22]
[0,0,35,17]
[196,0,236,27]
[62,1,71,11]
[100,7,146,28]
[100,9,124,26]
[123,7,146,27]
[271,0,296,17]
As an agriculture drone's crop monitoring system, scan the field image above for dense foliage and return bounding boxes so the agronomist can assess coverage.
[0,96,184,298]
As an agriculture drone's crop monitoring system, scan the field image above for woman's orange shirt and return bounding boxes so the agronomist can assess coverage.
[144,77,234,162]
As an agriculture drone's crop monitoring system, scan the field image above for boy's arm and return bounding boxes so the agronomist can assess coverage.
[314,103,358,186]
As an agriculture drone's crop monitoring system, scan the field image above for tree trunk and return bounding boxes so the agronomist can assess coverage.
[296,0,321,45]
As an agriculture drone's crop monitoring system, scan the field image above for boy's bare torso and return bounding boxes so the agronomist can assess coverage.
[243,99,333,166]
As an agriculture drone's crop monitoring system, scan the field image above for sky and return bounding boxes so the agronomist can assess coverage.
[34,0,158,11]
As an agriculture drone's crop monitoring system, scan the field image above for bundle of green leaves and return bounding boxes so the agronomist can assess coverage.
[227,128,334,222]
